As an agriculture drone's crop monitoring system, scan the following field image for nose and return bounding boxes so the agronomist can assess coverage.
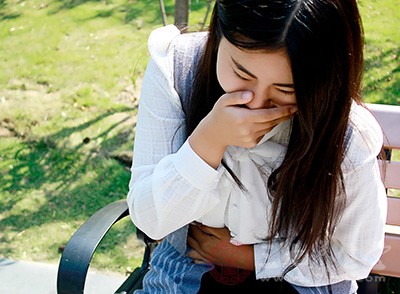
[245,88,272,109]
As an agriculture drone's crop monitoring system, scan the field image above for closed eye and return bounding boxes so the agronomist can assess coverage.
[277,88,295,95]
[233,70,250,81]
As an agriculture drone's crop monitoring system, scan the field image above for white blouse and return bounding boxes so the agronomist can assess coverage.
[127,25,387,287]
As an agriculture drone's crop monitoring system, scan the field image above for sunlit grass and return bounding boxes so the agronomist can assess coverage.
[0,1,399,287]
[0,0,210,274]
[359,0,400,105]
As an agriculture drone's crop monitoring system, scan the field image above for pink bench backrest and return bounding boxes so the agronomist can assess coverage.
[367,103,400,278]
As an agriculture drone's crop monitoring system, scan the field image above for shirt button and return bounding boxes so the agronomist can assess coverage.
[232,203,238,209]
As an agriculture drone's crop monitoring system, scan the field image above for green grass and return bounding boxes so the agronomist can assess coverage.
[359,0,400,105]
[0,0,399,290]
[0,0,211,275]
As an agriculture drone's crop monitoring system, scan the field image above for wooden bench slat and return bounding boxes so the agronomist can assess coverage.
[385,224,400,235]
[387,197,400,227]
[382,161,400,190]
[368,104,400,280]
[367,103,400,149]
[372,233,400,277]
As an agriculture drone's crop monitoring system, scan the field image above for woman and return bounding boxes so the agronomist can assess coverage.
[127,0,387,293]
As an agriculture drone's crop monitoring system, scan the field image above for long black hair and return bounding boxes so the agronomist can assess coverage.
[187,0,364,278]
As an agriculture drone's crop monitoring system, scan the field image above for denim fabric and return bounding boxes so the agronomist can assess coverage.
[134,239,212,294]
[135,232,357,294]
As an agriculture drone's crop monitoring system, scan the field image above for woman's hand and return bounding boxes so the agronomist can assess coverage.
[189,91,296,168]
[187,222,255,271]
[204,91,295,148]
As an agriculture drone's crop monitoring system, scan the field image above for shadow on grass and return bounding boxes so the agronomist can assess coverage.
[0,0,21,20]
[363,46,400,105]
[120,0,210,25]
[123,0,174,24]
[48,0,169,25]
[47,0,209,26]
[54,0,103,10]
[0,106,137,252]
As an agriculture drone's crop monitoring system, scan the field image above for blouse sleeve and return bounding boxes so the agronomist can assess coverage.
[127,28,224,240]
[253,106,387,286]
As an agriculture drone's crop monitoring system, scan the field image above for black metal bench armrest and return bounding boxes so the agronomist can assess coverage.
[57,200,130,294]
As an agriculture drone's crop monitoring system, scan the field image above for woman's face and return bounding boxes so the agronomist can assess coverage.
[216,37,296,109]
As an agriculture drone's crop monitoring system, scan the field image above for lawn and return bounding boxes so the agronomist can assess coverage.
[0,0,399,290]
[0,0,211,274]
[359,0,400,105]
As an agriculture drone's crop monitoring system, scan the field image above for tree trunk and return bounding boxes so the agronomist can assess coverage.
[201,0,213,31]
[159,0,168,26]
[175,0,189,32]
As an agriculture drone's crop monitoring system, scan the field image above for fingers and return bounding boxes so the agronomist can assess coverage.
[249,111,292,134]
[187,224,214,257]
[189,223,213,241]
[254,114,294,132]
[191,222,215,234]
[208,90,297,148]
[187,224,225,265]
[245,113,292,144]
[187,224,228,256]
[190,222,231,240]
[217,91,254,107]
[216,90,297,121]
[187,248,211,264]
[187,240,211,263]
[247,105,297,123]
[219,92,297,124]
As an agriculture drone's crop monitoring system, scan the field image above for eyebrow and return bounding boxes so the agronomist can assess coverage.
[231,57,258,79]
[231,57,295,88]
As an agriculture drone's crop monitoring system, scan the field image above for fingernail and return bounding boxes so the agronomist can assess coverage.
[230,239,242,246]
[242,91,253,100]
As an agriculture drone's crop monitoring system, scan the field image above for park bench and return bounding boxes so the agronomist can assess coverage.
[358,103,400,293]
[57,103,400,294]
